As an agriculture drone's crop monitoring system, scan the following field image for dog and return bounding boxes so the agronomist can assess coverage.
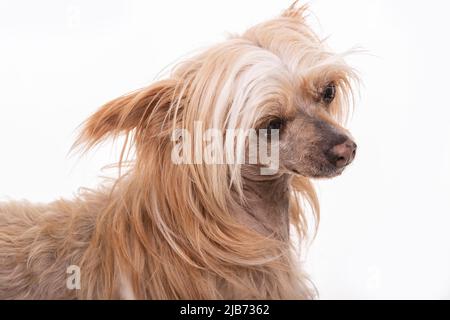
[0,2,358,299]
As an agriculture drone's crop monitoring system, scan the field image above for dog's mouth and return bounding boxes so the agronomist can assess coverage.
[310,166,346,179]
[290,159,347,179]
[292,169,344,179]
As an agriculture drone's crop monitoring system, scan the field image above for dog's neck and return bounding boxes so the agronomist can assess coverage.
[234,168,292,241]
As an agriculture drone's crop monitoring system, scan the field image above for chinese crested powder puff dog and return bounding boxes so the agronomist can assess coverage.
[0,3,358,299]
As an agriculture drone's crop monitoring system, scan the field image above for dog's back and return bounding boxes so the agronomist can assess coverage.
[0,199,96,299]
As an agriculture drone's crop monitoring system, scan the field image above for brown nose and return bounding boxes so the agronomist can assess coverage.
[326,139,357,168]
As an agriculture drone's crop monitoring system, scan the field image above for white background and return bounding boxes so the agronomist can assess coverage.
[0,0,449,299]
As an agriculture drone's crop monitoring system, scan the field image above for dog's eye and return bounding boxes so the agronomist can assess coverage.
[266,119,284,131]
[322,82,336,104]
[265,118,285,133]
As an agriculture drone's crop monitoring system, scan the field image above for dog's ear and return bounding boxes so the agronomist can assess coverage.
[282,1,308,19]
[74,79,179,151]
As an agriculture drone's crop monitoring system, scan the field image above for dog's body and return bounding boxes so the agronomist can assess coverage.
[0,3,357,299]
[0,174,307,299]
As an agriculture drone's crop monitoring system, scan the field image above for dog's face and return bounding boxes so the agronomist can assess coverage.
[261,79,357,179]
[236,6,358,180]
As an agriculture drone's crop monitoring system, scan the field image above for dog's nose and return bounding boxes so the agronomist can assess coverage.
[327,139,357,168]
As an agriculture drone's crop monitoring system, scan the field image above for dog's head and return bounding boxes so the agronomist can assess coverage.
[238,4,358,179]
[76,3,358,185]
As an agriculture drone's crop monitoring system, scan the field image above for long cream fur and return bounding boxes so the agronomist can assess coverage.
[0,3,355,299]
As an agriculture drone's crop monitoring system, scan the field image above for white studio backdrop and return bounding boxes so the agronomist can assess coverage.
[0,0,449,299]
